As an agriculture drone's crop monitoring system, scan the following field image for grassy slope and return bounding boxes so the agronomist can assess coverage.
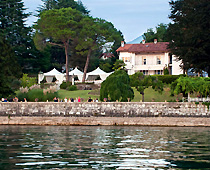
[58,86,181,102]
[133,87,181,102]
[58,89,99,102]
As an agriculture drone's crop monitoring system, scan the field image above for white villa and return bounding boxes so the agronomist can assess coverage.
[116,39,183,75]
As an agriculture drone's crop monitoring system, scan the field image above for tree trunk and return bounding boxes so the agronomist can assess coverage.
[64,41,69,82]
[142,92,145,102]
[82,48,92,82]
[188,92,190,102]
[82,35,97,83]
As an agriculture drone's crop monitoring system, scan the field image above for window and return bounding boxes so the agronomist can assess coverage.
[157,57,161,64]
[122,57,130,62]
[157,70,160,75]
[143,58,146,65]
[143,70,148,75]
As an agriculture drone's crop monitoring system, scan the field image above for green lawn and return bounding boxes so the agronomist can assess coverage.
[58,86,181,102]
[132,87,181,102]
[58,89,100,102]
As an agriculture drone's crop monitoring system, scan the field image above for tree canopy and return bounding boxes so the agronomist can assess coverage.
[75,17,123,82]
[167,0,210,75]
[100,70,134,102]
[130,72,163,102]
[34,7,84,82]
[143,23,168,43]
[40,0,89,14]
[171,76,210,98]
[0,37,21,98]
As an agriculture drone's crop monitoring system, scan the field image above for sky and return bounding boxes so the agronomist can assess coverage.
[23,0,171,42]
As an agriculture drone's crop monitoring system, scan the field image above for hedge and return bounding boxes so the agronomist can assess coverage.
[153,74,186,84]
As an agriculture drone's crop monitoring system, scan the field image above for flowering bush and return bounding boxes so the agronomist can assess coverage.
[18,84,59,102]
[29,84,41,90]
[20,87,29,93]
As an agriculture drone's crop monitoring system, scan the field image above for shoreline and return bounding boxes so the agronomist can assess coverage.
[1,102,210,126]
[1,116,210,127]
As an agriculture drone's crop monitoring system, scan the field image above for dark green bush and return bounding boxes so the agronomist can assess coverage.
[43,92,59,101]
[154,75,185,84]
[27,89,44,101]
[60,82,72,89]
[11,79,21,90]
[17,92,28,101]
[163,68,169,75]
[67,85,78,91]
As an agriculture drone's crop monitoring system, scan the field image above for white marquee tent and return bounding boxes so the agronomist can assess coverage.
[68,67,84,82]
[38,68,64,84]
[86,67,112,81]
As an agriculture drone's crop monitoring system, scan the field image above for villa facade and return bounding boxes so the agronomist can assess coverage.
[116,40,183,75]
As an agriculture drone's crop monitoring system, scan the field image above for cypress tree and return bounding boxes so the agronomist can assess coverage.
[0,0,31,71]
[0,37,21,98]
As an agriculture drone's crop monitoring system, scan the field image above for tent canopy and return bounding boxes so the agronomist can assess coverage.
[39,68,64,84]
[68,67,84,82]
[44,68,63,76]
[87,67,107,76]
[86,67,111,81]
[69,67,83,75]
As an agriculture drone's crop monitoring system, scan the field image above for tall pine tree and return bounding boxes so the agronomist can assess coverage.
[0,37,21,97]
[0,0,30,69]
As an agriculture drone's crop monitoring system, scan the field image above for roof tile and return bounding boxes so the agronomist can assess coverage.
[116,42,169,53]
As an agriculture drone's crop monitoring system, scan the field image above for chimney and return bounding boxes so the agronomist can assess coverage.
[142,40,145,44]
[154,39,157,44]
[121,41,124,47]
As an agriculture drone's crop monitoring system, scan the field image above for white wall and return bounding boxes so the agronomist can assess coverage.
[172,55,183,75]
[119,51,183,75]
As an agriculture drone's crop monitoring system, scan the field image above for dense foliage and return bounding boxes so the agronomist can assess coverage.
[167,0,210,75]
[154,75,184,84]
[38,0,123,75]
[143,23,168,42]
[20,74,37,88]
[100,70,134,102]
[40,0,89,14]
[34,7,84,82]
[0,37,21,98]
[130,72,163,102]
[17,85,59,102]
[171,76,210,98]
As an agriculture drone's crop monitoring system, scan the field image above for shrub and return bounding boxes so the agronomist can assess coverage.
[163,68,169,75]
[60,82,71,89]
[43,92,59,101]
[11,79,21,90]
[17,91,28,102]
[27,89,44,101]
[20,87,29,93]
[20,74,37,88]
[154,75,182,84]
[67,85,78,91]
[26,89,59,102]
[29,84,41,90]
[17,84,59,102]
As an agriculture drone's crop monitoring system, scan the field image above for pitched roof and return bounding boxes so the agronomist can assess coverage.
[116,42,169,53]
[99,53,115,59]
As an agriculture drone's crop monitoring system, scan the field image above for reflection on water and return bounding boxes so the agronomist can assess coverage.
[0,126,210,169]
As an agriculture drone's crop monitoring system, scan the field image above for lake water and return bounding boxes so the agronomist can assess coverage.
[0,126,210,169]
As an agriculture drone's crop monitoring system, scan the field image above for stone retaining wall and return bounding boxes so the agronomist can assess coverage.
[0,102,209,117]
[0,102,210,126]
